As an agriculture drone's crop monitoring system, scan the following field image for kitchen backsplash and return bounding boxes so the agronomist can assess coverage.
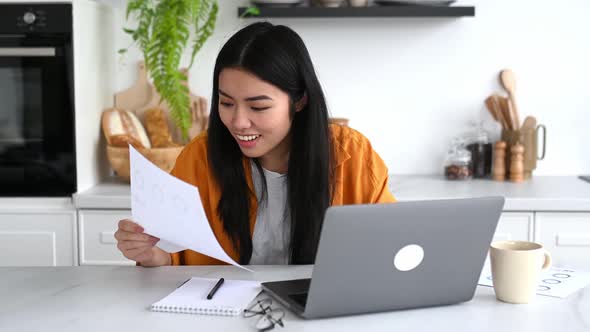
[106,0,590,175]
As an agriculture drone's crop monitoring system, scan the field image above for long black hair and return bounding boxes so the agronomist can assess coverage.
[208,22,334,264]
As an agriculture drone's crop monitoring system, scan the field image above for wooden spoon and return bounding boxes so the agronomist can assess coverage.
[497,95,516,130]
[484,95,499,122]
[493,94,510,130]
[503,97,518,130]
[485,95,508,130]
[499,69,521,128]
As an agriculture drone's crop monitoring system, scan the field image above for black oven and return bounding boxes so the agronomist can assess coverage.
[0,4,76,196]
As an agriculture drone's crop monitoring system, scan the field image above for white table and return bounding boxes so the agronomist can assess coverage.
[1,266,589,332]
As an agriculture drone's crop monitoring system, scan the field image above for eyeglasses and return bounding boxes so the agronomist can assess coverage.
[243,298,285,331]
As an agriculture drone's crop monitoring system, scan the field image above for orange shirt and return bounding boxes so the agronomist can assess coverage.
[168,124,395,265]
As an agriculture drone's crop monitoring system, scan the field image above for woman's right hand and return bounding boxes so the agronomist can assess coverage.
[115,219,170,266]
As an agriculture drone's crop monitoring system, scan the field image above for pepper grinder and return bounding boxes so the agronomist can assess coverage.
[509,143,525,183]
[493,141,507,181]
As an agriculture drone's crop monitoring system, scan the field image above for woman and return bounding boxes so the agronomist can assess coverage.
[115,22,395,267]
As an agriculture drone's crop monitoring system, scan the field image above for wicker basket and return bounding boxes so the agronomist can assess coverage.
[106,145,184,182]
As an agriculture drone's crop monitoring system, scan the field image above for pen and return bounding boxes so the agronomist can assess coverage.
[207,278,224,300]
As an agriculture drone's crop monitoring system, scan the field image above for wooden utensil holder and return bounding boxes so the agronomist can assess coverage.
[501,126,546,180]
[522,124,546,179]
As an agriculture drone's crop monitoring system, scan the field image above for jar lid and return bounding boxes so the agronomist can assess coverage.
[450,149,472,163]
[465,121,489,144]
[469,132,489,143]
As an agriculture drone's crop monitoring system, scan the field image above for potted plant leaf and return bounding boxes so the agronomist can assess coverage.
[119,0,219,142]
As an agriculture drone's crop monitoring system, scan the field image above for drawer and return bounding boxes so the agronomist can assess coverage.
[78,209,135,265]
[0,211,77,266]
[536,212,590,269]
[493,212,533,242]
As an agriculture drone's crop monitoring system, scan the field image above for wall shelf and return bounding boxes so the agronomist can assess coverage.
[238,6,475,18]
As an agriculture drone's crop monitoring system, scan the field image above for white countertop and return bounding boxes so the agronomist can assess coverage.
[73,180,132,209]
[73,175,590,211]
[389,175,590,211]
[1,266,589,332]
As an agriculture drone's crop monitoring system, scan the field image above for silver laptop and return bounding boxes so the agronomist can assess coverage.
[261,197,505,319]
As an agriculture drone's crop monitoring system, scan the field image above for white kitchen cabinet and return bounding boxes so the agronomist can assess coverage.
[0,210,77,266]
[493,212,533,242]
[78,209,134,265]
[535,212,590,269]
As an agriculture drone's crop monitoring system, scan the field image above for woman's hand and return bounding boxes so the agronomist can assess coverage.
[114,219,171,266]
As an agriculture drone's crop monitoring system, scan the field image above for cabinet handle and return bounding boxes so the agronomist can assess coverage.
[0,47,56,57]
[556,234,590,247]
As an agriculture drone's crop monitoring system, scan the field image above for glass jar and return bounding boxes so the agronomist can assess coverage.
[465,121,493,179]
[444,137,473,181]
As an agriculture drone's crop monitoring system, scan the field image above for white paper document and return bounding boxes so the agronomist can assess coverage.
[478,264,590,298]
[129,146,252,272]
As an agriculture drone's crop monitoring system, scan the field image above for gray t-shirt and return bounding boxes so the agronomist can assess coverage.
[249,161,291,265]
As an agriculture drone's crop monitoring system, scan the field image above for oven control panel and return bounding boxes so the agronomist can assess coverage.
[23,11,39,25]
[17,9,47,30]
[0,4,72,34]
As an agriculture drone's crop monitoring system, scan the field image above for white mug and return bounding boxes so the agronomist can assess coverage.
[490,240,552,304]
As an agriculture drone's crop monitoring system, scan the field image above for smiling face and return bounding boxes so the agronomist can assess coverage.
[218,67,298,173]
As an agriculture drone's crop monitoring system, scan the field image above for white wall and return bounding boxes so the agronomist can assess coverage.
[107,0,590,175]
[74,0,116,192]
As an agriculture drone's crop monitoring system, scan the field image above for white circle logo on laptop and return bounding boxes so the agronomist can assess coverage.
[394,244,424,271]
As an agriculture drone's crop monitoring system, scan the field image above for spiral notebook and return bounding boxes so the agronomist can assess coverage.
[151,277,262,316]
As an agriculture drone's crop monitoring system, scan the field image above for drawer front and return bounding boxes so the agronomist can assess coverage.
[0,211,77,266]
[78,210,134,265]
[536,212,590,269]
[494,212,533,242]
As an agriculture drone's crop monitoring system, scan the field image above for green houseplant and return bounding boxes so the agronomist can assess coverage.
[119,0,219,141]
[119,1,260,141]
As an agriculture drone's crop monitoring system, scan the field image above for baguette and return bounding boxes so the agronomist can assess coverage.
[109,134,144,149]
[101,108,151,148]
[144,107,181,148]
